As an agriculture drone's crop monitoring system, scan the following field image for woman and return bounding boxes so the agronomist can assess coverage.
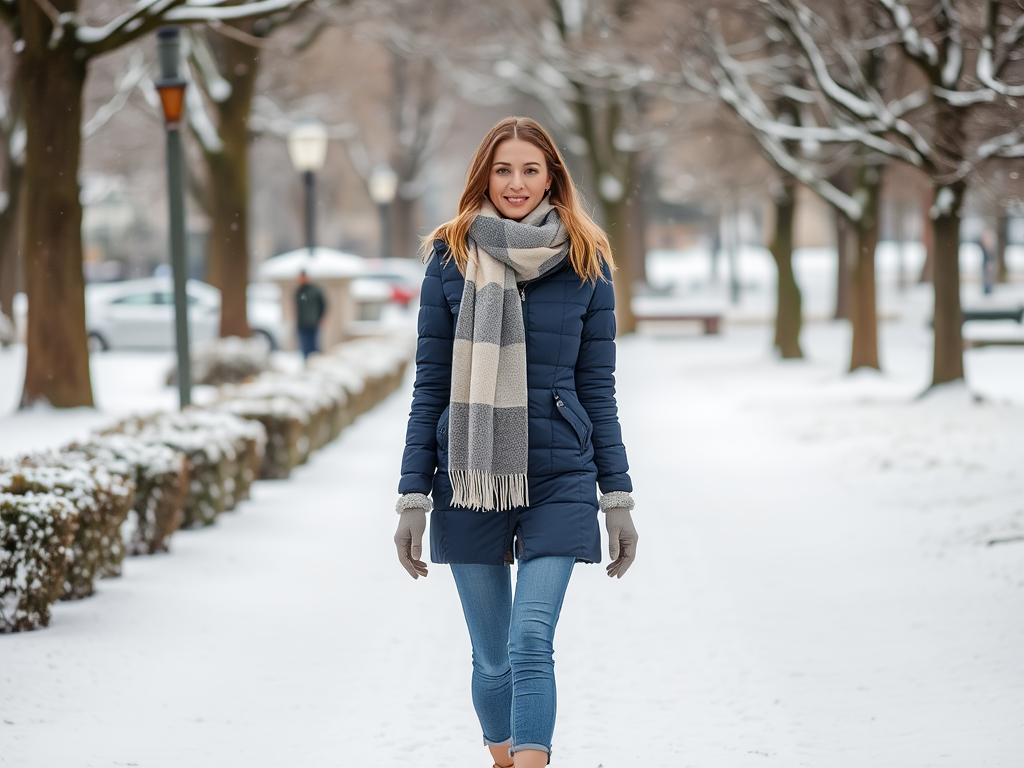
[394,116,638,768]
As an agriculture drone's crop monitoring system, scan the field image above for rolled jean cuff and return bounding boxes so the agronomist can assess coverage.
[510,743,551,762]
[482,735,512,748]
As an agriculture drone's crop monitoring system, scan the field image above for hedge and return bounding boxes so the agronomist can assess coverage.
[0,460,134,599]
[0,492,78,632]
[1,332,414,630]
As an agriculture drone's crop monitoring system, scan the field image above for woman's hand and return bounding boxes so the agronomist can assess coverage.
[605,508,638,578]
[394,509,428,579]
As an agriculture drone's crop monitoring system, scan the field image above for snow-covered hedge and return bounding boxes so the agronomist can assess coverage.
[171,409,267,507]
[167,335,270,387]
[105,416,233,528]
[0,492,78,633]
[225,374,342,457]
[0,459,135,599]
[72,436,188,556]
[307,356,371,416]
[329,336,413,409]
[212,397,307,480]
[1,332,414,632]
[105,410,266,527]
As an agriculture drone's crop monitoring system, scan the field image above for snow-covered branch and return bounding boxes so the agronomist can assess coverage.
[30,0,67,47]
[977,4,1024,98]
[977,127,1024,160]
[184,76,224,153]
[767,0,936,164]
[687,35,863,220]
[185,28,231,103]
[82,51,148,138]
[763,0,877,120]
[886,88,928,117]
[992,1,1024,74]
[932,86,996,106]
[76,0,186,48]
[876,0,939,70]
[938,0,963,88]
[75,0,311,58]
[711,28,922,167]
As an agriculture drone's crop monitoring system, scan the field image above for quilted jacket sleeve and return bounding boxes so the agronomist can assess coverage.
[398,244,454,495]
[575,260,632,493]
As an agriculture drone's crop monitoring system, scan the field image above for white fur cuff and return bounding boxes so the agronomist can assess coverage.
[396,493,432,514]
[599,491,635,512]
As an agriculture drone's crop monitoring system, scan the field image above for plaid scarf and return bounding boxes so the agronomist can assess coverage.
[448,199,570,512]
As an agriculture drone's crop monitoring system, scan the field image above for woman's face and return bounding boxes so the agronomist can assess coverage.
[487,139,551,220]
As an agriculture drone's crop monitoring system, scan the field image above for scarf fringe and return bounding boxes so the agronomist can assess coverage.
[449,469,529,512]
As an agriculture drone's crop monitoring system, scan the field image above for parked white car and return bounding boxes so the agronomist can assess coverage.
[85,277,287,352]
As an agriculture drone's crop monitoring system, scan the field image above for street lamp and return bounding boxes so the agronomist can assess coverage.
[369,164,398,259]
[155,26,191,408]
[287,119,329,257]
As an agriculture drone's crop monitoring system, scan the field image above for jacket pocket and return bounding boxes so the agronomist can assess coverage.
[436,405,450,451]
[552,389,591,447]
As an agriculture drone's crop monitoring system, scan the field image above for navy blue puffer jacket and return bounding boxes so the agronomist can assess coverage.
[399,240,631,565]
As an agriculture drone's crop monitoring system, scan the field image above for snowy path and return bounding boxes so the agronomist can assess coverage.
[2,321,1023,767]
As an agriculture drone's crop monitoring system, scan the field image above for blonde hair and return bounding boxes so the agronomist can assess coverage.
[423,116,613,282]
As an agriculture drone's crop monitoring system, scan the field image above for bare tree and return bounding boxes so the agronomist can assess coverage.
[185,7,326,340]
[0,0,310,408]
[344,0,463,259]
[478,0,689,334]
[689,0,1024,387]
[687,6,889,366]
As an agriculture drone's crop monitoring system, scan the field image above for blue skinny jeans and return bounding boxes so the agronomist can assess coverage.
[450,556,575,760]
[297,326,320,359]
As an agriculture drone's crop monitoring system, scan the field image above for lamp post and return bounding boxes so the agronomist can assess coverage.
[369,164,398,259]
[155,26,191,408]
[287,119,329,257]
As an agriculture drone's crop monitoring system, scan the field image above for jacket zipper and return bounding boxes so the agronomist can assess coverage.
[518,285,527,302]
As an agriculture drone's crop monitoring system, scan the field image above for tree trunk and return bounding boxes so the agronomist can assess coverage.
[834,208,851,320]
[629,162,651,286]
[918,186,935,284]
[390,193,418,259]
[769,183,803,359]
[16,12,93,407]
[0,154,24,322]
[708,208,724,280]
[848,165,881,371]
[572,93,638,334]
[995,212,1008,284]
[204,25,258,339]
[0,65,25,322]
[599,193,637,335]
[830,169,852,320]
[930,183,966,386]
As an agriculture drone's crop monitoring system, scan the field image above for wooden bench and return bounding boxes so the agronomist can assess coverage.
[960,306,1024,349]
[961,307,1024,324]
[634,312,723,335]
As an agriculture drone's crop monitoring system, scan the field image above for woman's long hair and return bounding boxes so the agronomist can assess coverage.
[423,117,614,282]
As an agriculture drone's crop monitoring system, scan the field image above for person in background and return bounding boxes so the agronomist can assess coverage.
[295,269,327,359]
[394,116,638,768]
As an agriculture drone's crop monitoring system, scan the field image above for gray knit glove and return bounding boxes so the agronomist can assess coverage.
[394,494,430,579]
[601,492,638,579]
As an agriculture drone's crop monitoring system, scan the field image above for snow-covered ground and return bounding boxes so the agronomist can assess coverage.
[1,250,1023,767]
